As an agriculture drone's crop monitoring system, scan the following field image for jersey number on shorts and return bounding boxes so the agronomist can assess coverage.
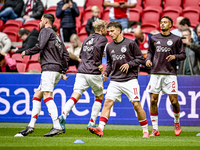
[133,88,138,95]
[172,81,176,88]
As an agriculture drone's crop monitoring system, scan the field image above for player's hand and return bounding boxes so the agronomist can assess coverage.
[113,2,120,7]
[78,58,81,63]
[120,63,129,73]
[21,51,25,58]
[103,72,108,82]
[146,60,152,67]
[166,55,176,62]
[62,3,69,10]
[98,64,103,72]
[61,74,69,80]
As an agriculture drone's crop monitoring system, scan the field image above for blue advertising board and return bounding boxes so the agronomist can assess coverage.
[0,74,200,126]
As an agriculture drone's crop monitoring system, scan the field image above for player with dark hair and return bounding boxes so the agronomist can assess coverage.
[14,13,70,137]
[145,16,186,136]
[59,20,108,131]
[88,21,150,138]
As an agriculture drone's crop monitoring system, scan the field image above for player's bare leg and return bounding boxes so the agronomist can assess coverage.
[88,99,114,137]
[132,101,149,138]
[169,94,181,136]
[87,94,103,129]
[150,93,160,136]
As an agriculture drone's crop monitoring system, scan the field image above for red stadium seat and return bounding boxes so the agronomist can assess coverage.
[12,53,30,64]
[183,0,200,9]
[141,7,161,24]
[82,7,102,25]
[0,19,3,31]
[134,0,143,13]
[183,7,200,26]
[3,31,18,42]
[3,20,22,31]
[163,0,182,9]
[45,6,57,13]
[123,32,135,40]
[79,25,87,34]
[162,7,182,26]
[78,32,88,43]
[102,64,107,73]
[66,65,77,73]
[106,35,113,43]
[143,0,162,8]
[29,53,40,63]
[16,62,27,73]
[141,22,159,33]
[85,0,104,10]
[129,7,141,22]
[101,7,110,23]
[26,62,41,72]
[23,21,40,32]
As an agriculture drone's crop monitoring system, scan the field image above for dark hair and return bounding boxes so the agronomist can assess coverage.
[52,25,58,33]
[107,21,122,32]
[18,28,30,36]
[43,13,55,25]
[182,27,191,35]
[180,18,191,27]
[0,54,5,61]
[160,16,173,27]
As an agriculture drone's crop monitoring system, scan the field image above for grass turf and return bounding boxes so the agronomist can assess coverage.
[0,123,200,150]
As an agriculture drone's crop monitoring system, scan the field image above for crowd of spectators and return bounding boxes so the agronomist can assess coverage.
[0,0,199,75]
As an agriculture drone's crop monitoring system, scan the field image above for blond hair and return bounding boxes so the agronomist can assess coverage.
[91,6,99,12]
[93,20,107,32]
[70,34,82,48]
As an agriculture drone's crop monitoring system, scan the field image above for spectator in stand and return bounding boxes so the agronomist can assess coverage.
[104,0,137,30]
[134,27,152,74]
[56,0,79,42]
[0,51,18,72]
[177,27,200,75]
[85,6,100,36]
[16,0,44,24]
[11,28,39,53]
[0,0,24,22]
[194,24,200,38]
[179,18,198,42]
[0,32,12,53]
[171,16,184,37]
[67,34,81,68]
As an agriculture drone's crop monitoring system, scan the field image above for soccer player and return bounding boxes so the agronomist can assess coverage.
[88,21,150,138]
[59,20,108,131]
[145,16,186,136]
[14,13,70,137]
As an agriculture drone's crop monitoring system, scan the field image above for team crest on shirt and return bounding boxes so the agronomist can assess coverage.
[121,45,127,53]
[167,39,173,46]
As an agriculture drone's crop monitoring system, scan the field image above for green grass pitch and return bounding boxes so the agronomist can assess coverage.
[0,123,200,150]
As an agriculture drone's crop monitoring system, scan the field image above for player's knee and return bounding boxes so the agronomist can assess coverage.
[171,99,178,105]
[132,101,142,112]
[103,99,113,109]
[150,98,158,106]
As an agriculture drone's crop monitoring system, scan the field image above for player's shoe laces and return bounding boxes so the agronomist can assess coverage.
[174,123,181,136]
[59,115,66,132]
[87,123,96,130]
[43,128,65,137]
[150,129,160,136]
[143,132,150,138]
[88,127,103,137]
[14,126,34,137]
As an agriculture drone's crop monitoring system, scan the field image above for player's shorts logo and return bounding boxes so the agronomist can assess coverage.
[167,39,173,46]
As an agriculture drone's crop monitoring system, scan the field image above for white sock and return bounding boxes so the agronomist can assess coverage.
[139,119,149,133]
[151,115,158,130]
[174,112,180,123]
[89,100,102,125]
[62,99,76,120]
[45,98,61,129]
[98,116,108,131]
[28,100,41,128]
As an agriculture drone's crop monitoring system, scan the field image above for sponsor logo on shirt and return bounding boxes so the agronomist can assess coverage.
[156,46,171,52]
[83,46,94,51]
[112,54,126,61]
[55,36,62,49]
